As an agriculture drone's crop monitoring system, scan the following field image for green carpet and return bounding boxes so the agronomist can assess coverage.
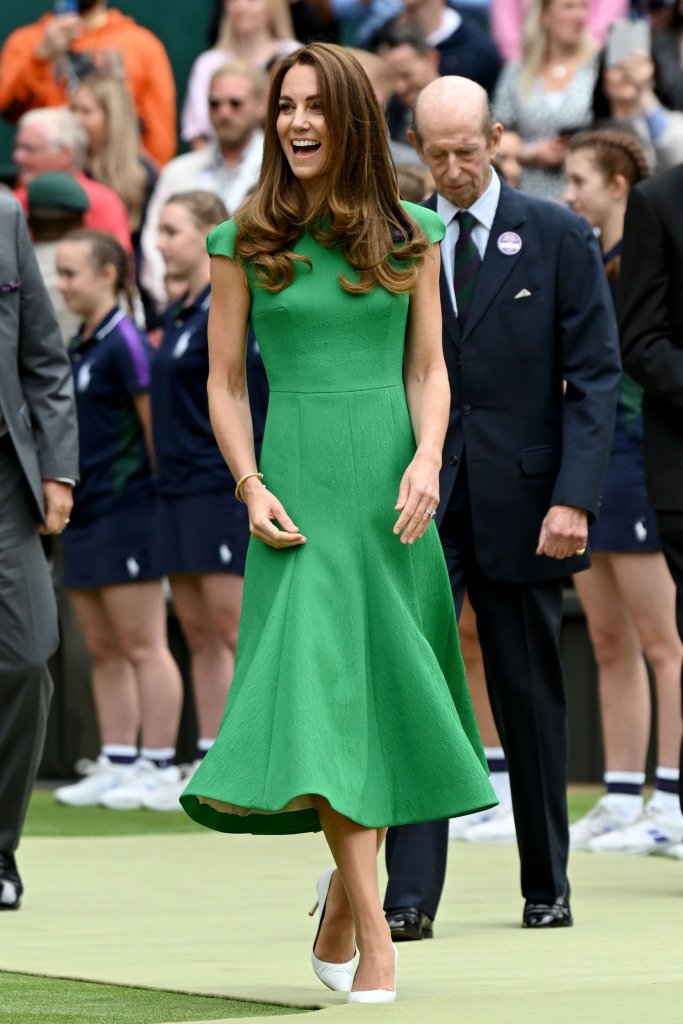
[0,972,303,1023]
[5,787,683,1023]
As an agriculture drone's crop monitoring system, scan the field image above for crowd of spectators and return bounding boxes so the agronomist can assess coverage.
[0,0,681,850]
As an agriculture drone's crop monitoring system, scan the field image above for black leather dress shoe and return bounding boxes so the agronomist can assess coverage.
[522,891,572,929]
[0,853,23,911]
[385,906,434,941]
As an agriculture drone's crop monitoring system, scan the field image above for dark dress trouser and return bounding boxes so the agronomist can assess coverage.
[385,462,569,916]
[655,512,683,815]
[0,436,56,856]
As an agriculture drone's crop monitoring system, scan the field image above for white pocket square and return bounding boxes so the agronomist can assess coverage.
[514,288,532,299]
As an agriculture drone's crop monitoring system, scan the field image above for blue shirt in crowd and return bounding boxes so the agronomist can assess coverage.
[68,306,155,523]
[151,285,269,497]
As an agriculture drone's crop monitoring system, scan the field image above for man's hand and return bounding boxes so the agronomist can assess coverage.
[536,504,588,560]
[35,15,82,62]
[39,481,74,535]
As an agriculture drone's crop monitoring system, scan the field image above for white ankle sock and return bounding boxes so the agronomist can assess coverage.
[603,771,645,819]
[140,746,176,769]
[101,744,137,766]
[649,767,682,818]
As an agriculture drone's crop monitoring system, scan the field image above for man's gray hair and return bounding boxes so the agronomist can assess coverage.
[18,108,89,169]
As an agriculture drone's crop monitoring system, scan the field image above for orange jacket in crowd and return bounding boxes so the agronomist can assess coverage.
[0,9,177,166]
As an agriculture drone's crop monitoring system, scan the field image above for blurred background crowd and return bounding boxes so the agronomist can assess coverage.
[1,0,682,858]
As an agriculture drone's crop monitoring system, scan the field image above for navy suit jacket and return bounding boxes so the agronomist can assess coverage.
[428,182,620,584]
[619,164,683,510]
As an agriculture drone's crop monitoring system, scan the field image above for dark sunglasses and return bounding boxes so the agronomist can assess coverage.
[209,96,246,110]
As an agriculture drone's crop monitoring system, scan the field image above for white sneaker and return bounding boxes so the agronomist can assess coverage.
[464,804,516,844]
[53,756,137,807]
[140,761,198,812]
[99,760,180,810]
[570,797,639,851]
[589,803,683,855]
[449,807,497,840]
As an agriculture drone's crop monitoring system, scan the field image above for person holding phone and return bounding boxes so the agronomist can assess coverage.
[592,46,683,171]
[493,0,598,201]
[0,2,177,165]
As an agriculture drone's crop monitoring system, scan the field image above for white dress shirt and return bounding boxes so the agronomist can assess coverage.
[436,167,501,317]
[140,131,264,306]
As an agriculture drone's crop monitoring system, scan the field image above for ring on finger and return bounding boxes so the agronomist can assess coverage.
[423,507,437,520]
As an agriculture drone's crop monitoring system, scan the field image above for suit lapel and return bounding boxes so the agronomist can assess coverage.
[460,183,528,341]
[423,193,462,351]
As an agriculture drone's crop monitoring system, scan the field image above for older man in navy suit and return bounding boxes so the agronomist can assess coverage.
[384,77,621,933]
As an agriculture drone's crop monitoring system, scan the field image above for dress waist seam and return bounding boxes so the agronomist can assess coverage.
[269,383,403,396]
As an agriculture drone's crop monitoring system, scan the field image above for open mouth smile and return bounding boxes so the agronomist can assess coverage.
[291,139,321,159]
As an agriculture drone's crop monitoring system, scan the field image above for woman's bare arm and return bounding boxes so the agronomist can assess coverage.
[207,255,306,549]
[395,242,450,544]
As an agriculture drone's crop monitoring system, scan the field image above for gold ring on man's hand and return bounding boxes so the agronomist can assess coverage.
[575,547,586,555]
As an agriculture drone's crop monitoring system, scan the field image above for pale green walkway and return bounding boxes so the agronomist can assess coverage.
[2,832,682,1023]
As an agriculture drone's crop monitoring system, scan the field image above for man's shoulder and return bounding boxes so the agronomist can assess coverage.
[3,16,49,48]
[0,193,20,219]
[506,188,587,234]
[101,9,166,49]
[77,174,126,211]
[158,147,214,186]
[633,163,683,204]
[443,14,498,52]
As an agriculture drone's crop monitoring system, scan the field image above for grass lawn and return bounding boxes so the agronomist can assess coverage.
[0,972,305,1024]
[24,789,201,837]
[25,786,604,839]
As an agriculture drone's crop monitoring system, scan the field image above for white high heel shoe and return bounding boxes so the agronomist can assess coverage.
[310,867,357,992]
[347,943,398,1004]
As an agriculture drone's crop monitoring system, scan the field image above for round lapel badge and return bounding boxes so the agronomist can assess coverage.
[497,231,522,256]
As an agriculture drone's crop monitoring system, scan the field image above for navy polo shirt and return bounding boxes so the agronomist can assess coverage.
[69,307,155,523]
[151,285,269,497]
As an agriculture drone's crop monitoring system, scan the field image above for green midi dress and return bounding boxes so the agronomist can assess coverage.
[180,201,497,835]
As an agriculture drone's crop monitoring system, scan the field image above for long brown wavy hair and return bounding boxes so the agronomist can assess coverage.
[234,43,430,295]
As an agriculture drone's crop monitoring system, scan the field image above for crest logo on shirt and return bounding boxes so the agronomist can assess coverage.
[77,362,93,391]
[173,330,192,359]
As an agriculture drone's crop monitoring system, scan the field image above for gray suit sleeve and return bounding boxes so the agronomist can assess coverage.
[15,204,79,482]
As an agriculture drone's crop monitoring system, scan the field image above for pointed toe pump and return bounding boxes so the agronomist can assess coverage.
[347,944,398,1004]
[310,867,357,992]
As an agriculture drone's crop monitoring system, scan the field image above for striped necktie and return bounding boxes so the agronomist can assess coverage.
[453,210,481,329]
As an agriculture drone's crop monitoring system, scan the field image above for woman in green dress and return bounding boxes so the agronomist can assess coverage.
[180,42,496,1003]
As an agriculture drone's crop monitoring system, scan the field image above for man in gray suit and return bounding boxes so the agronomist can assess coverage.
[0,195,78,910]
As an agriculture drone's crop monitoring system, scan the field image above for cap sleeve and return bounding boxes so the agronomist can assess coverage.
[401,201,446,244]
[207,217,238,258]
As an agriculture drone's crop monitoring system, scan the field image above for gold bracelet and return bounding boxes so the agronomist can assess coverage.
[235,471,264,503]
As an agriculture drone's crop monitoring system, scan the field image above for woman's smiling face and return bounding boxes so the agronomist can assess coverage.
[276,63,330,205]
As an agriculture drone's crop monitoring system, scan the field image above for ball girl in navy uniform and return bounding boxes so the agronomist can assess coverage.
[564,130,683,855]
[147,190,267,810]
[53,229,184,810]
